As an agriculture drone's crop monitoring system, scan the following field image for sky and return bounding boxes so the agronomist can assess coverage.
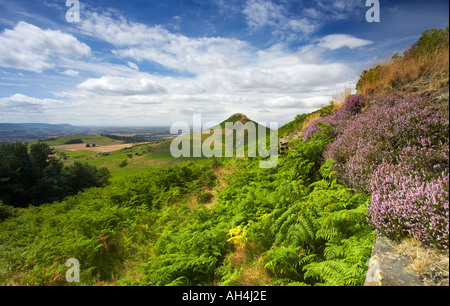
[0,0,448,127]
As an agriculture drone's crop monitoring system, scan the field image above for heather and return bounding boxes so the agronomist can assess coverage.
[302,92,449,251]
[324,93,448,192]
[368,162,449,251]
[301,94,367,142]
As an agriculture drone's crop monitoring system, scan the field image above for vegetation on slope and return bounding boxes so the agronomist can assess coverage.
[0,142,110,208]
[0,27,448,286]
[357,26,449,98]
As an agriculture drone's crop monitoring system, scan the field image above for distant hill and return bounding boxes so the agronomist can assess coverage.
[0,123,175,143]
[174,113,273,158]
[0,123,75,130]
[0,123,78,143]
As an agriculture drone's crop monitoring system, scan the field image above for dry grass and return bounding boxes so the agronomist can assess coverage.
[397,238,449,286]
[184,165,233,210]
[226,243,272,286]
[357,44,449,97]
[330,87,354,111]
[212,166,233,189]
[237,258,272,286]
[185,195,201,210]
[299,112,321,136]
[51,142,151,153]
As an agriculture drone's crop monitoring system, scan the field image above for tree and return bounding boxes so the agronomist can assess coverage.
[29,142,55,172]
[0,142,111,207]
[62,161,111,195]
[0,142,34,207]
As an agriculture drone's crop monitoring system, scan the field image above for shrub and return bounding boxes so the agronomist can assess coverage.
[342,94,367,115]
[324,93,449,192]
[367,162,449,251]
[301,94,367,142]
[317,92,449,251]
[64,139,83,145]
[119,159,128,168]
[0,200,17,221]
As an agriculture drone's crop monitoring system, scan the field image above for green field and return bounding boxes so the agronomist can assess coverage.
[55,140,204,180]
[54,135,119,143]
[28,135,120,148]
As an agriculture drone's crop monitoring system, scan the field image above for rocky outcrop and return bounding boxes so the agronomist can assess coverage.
[279,132,302,155]
[365,236,424,286]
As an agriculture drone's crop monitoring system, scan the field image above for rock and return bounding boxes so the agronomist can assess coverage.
[364,236,424,286]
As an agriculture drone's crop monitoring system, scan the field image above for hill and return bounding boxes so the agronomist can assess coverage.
[0,123,77,142]
[0,27,448,287]
[171,113,273,159]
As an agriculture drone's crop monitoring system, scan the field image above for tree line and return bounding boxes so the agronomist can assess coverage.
[0,142,111,208]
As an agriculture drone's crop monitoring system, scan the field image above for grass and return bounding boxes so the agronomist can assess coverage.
[357,26,449,96]
[55,140,204,181]
[396,238,449,285]
[28,135,119,148]
[54,135,118,144]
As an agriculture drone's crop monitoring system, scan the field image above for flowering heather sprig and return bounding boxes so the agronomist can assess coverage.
[307,92,449,250]
[301,95,366,141]
[324,93,449,192]
[367,163,449,251]
[343,94,367,115]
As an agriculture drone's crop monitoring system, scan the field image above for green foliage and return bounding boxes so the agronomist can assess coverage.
[62,161,111,195]
[0,121,375,286]
[118,159,128,168]
[261,159,374,285]
[278,105,334,139]
[0,200,17,221]
[406,26,449,59]
[0,142,111,207]
[64,139,84,145]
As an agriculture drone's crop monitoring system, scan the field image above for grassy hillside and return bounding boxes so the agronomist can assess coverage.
[57,141,181,180]
[0,27,448,286]
[357,26,449,99]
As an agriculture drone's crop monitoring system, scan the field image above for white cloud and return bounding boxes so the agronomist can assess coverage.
[51,11,365,125]
[77,75,168,96]
[243,0,315,35]
[0,93,66,105]
[314,0,365,22]
[0,21,91,72]
[0,11,371,126]
[243,0,283,29]
[0,94,71,122]
[317,34,373,50]
[262,96,305,108]
[61,69,80,76]
[79,12,250,74]
[127,62,139,71]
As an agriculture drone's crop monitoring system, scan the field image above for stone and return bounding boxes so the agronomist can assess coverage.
[364,236,424,286]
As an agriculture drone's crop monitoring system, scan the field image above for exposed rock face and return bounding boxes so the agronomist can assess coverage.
[365,236,424,286]
[279,132,302,155]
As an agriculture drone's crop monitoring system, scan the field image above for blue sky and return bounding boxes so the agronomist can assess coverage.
[0,0,448,126]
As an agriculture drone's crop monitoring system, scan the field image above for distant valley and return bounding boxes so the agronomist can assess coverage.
[0,123,176,143]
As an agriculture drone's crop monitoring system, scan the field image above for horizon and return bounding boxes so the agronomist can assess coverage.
[0,0,449,127]
[0,112,269,128]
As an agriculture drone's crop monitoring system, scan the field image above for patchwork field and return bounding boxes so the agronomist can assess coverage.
[41,136,204,180]
[51,142,148,153]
